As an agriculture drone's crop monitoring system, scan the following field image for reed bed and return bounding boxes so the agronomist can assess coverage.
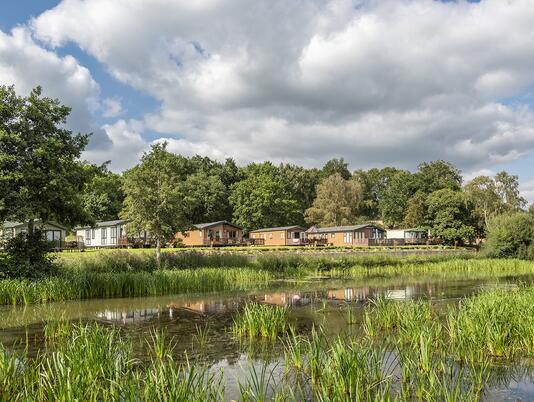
[232,303,289,340]
[1,253,533,305]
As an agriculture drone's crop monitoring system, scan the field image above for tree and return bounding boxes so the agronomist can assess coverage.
[304,174,362,227]
[494,171,527,212]
[425,189,475,245]
[403,192,427,228]
[416,160,462,194]
[483,212,534,259]
[0,85,91,273]
[229,163,301,231]
[121,143,192,266]
[81,165,124,221]
[379,170,417,228]
[183,172,227,223]
[354,167,400,220]
[321,158,351,180]
[464,176,502,233]
[279,164,321,224]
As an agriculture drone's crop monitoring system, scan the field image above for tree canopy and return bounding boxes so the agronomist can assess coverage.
[305,174,362,227]
[0,85,91,228]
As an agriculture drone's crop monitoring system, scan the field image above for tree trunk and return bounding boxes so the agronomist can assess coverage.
[155,238,161,269]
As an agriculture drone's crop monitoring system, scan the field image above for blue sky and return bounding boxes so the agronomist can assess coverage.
[0,0,533,203]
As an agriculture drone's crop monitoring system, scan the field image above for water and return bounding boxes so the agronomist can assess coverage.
[1,274,534,400]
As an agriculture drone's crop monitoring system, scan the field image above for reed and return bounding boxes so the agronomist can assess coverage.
[232,303,289,340]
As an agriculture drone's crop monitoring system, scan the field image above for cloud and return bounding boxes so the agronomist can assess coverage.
[82,119,147,171]
[520,179,534,207]
[0,26,111,149]
[24,0,534,177]
[102,97,123,118]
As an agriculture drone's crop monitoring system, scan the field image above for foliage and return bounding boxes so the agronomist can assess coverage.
[121,143,192,265]
[229,162,301,231]
[379,170,418,228]
[415,160,462,193]
[425,189,475,244]
[304,173,362,226]
[0,230,57,279]
[403,192,427,228]
[232,303,289,340]
[483,211,534,259]
[321,157,351,180]
[0,85,91,227]
[80,165,124,221]
[183,172,228,223]
[354,167,400,220]
[279,164,321,224]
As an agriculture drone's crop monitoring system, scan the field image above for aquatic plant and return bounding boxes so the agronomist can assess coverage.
[232,303,289,340]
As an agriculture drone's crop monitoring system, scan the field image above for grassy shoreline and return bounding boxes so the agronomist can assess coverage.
[0,251,533,305]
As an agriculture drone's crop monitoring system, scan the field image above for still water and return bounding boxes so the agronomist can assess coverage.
[1,275,533,400]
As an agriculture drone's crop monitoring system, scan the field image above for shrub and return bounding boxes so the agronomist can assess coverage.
[483,212,534,259]
[0,230,57,279]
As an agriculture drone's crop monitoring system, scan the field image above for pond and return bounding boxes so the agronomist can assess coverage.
[1,274,534,401]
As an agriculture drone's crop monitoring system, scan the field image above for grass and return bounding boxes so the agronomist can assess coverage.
[232,303,289,340]
[1,251,533,305]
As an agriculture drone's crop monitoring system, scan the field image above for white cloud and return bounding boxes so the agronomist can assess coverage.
[102,97,123,118]
[82,119,147,171]
[0,26,112,149]
[20,0,534,182]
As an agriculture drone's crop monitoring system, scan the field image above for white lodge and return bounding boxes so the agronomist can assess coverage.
[0,221,67,249]
[75,219,129,248]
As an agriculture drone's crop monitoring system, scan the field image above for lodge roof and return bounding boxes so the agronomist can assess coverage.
[192,221,243,230]
[250,225,307,233]
[306,224,384,233]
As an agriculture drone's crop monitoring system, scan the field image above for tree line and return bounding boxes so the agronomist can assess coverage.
[1,86,531,272]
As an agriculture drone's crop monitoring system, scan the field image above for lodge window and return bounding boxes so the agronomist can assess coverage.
[110,227,117,244]
[268,233,273,239]
[293,232,300,239]
[229,230,237,238]
[85,229,91,245]
[356,231,364,240]
[281,232,285,239]
[101,228,107,245]
[91,229,96,240]
[343,232,353,243]
[331,233,335,238]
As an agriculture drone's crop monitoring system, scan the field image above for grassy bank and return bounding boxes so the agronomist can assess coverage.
[0,251,533,305]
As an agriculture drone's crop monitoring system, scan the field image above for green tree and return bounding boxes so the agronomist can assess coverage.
[321,158,351,180]
[121,143,192,266]
[483,211,534,259]
[464,176,502,233]
[304,174,362,227]
[494,171,527,212]
[354,167,400,219]
[81,165,124,221]
[0,85,91,275]
[279,164,321,224]
[229,163,300,231]
[379,170,417,228]
[416,160,462,194]
[183,172,227,223]
[425,189,475,245]
[403,192,427,228]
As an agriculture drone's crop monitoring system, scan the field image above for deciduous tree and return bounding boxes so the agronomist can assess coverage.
[305,174,362,227]
[121,143,191,266]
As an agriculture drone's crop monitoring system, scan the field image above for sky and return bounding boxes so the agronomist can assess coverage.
[0,0,533,204]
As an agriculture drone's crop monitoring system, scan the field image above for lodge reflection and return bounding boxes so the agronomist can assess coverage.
[94,283,438,324]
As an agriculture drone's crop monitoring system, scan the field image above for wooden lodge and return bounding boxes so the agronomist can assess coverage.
[175,221,243,247]
[306,224,387,246]
[249,225,307,246]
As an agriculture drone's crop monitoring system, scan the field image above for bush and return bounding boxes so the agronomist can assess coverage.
[483,211,534,259]
[0,230,58,279]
